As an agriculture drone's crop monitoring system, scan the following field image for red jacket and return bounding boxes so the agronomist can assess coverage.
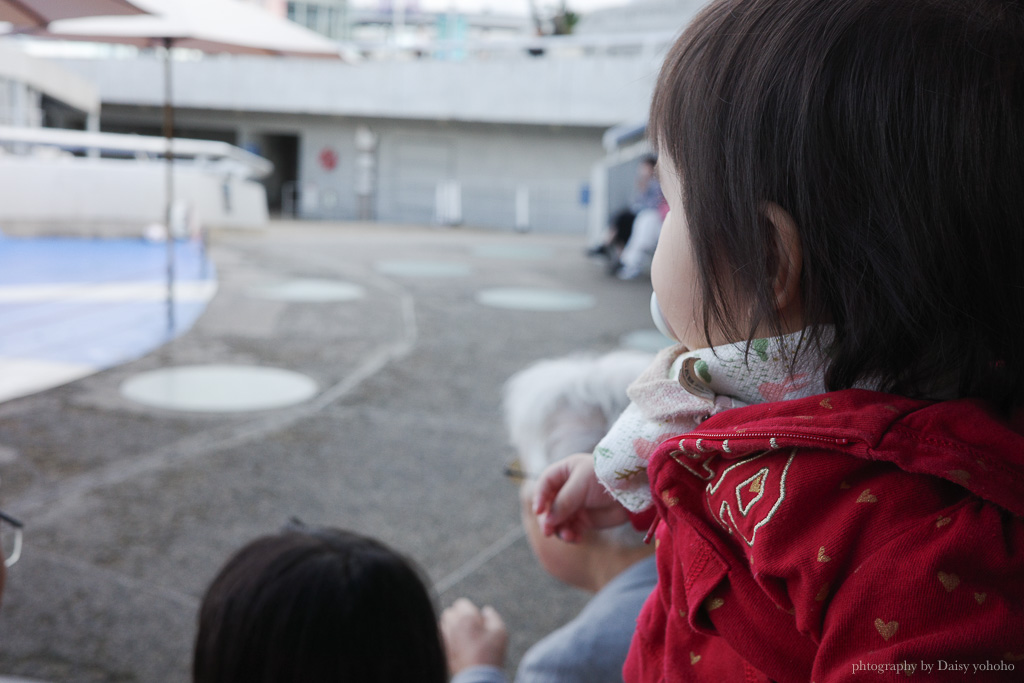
[625,389,1024,682]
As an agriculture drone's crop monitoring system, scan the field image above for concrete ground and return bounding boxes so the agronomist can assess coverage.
[0,220,658,682]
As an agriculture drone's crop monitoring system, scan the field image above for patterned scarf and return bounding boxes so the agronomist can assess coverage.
[594,331,830,512]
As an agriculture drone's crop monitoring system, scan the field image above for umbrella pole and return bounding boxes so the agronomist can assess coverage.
[162,37,175,334]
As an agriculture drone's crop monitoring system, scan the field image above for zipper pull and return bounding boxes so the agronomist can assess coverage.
[644,516,659,544]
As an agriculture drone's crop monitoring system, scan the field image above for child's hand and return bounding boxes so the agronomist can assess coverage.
[532,452,630,543]
[440,598,508,675]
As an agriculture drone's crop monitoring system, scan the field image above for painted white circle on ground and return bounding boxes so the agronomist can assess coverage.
[0,445,18,465]
[472,244,554,260]
[249,279,366,302]
[475,288,595,312]
[121,365,318,412]
[374,261,471,277]
[620,329,675,353]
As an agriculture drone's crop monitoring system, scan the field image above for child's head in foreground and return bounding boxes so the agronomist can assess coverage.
[193,525,447,683]
[650,0,1024,409]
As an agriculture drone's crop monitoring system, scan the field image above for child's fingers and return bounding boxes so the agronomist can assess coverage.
[481,605,506,634]
[555,521,583,544]
[441,599,507,672]
[441,597,480,625]
[542,466,598,536]
[542,506,578,538]
[532,458,574,516]
[542,491,631,541]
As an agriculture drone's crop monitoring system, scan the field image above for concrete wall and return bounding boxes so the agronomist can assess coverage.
[0,155,268,236]
[0,43,99,117]
[53,43,668,232]
[54,49,661,128]
[300,118,600,232]
[99,106,604,233]
[577,0,707,35]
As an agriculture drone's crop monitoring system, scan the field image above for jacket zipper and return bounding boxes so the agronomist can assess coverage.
[684,431,849,446]
[644,432,853,543]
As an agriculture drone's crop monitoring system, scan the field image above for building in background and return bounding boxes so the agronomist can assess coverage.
[575,0,706,34]
[4,0,706,235]
[286,0,350,40]
[0,41,103,131]
[239,0,350,40]
[0,43,270,236]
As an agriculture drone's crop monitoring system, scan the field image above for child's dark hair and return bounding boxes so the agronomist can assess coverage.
[651,0,1024,408]
[193,526,447,683]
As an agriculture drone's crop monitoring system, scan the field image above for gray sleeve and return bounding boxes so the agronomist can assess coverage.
[451,665,509,683]
[513,640,609,683]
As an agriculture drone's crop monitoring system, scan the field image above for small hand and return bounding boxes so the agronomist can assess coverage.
[533,453,630,543]
[440,598,508,675]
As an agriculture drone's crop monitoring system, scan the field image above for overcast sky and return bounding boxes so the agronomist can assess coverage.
[350,1,633,16]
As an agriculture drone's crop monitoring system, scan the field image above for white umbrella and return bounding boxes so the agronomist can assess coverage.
[45,0,342,56]
[32,0,342,332]
[0,0,146,28]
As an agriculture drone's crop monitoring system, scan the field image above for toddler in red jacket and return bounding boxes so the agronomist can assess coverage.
[535,0,1024,680]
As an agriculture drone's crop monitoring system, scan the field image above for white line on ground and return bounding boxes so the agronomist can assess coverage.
[434,524,525,596]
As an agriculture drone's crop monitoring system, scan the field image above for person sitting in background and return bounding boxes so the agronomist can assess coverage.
[193,524,447,683]
[628,155,664,216]
[615,203,667,281]
[442,351,657,683]
[590,155,664,271]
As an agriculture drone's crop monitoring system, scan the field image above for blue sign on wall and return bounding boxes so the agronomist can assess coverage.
[579,183,590,206]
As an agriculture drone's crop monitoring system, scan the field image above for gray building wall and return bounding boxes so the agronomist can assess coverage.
[577,0,708,35]
[55,39,667,233]
[0,42,99,128]
[99,105,602,232]
[54,52,660,128]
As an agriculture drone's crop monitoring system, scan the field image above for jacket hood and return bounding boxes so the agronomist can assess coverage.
[691,389,1024,517]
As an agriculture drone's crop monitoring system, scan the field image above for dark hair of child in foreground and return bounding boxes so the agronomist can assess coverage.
[193,526,447,683]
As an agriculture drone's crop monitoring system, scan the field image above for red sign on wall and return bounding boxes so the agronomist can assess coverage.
[319,147,338,171]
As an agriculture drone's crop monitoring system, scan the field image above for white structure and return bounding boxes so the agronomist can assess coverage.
[0,41,100,129]
[42,28,677,233]
[576,0,708,35]
[287,0,349,40]
[249,0,528,47]
[4,0,708,234]
[0,125,271,235]
[0,43,272,235]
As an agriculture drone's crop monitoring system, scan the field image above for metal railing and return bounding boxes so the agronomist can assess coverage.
[347,29,678,63]
[281,177,589,233]
[0,125,273,179]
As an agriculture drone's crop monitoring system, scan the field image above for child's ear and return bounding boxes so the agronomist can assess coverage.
[762,202,803,313]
